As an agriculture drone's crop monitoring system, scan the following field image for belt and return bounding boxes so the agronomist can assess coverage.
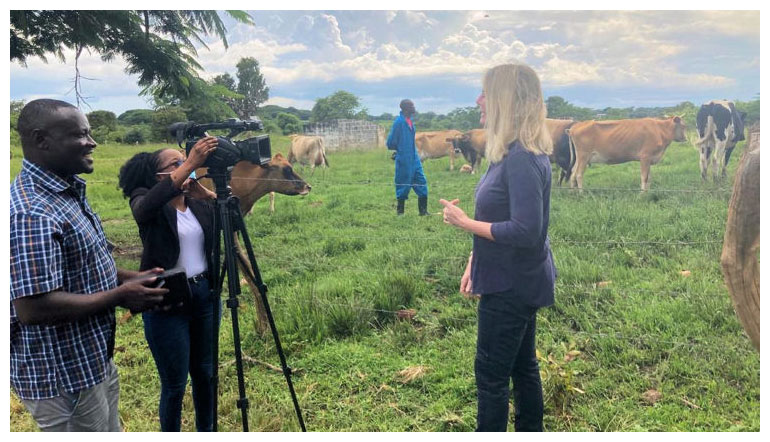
[188,273,207,284]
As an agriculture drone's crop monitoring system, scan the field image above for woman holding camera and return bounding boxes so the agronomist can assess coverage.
[440,63,556,432]
[118,137,219,431]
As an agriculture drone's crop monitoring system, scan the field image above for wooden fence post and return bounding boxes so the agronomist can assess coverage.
[720,125,760,351]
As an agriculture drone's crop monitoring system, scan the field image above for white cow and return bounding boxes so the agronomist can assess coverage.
[288,134,329,175]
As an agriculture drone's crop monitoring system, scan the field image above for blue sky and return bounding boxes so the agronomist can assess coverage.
[9,10,760,117]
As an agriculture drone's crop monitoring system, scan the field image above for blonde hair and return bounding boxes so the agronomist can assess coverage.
[483,63,552,163]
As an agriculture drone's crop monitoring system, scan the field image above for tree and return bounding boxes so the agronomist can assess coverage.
[546,96,594,120]
[118,109,154,125]
[311,90,365,123]
[212,73,236,92]
[275,112,302,135]
[124,128,146,144]
[10,11,254,104]
[234,57,269,119]
[152,77,241,123]
[446,106,482,130]
[11,100,24,146]
[151,106,187,142]
[87,110,117,131]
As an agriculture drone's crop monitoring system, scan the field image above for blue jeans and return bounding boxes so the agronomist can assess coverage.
[475,290,543,432]
[143,277,221,432]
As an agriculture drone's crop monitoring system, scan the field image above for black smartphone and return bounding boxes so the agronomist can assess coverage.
[152,267,192,307]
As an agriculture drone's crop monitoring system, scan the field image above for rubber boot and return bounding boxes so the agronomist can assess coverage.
[418,196,429,216]
[397,199,405,216]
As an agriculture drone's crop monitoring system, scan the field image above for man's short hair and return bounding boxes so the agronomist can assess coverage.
[399,99,414,111]
[17,99,77,146]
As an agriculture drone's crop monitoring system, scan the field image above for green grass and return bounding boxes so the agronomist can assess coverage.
[9,135,759,431]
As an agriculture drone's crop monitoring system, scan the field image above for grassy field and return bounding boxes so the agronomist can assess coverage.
[10,134,759,431]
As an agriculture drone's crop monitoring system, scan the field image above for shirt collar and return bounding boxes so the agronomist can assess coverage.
[21,159,86,195]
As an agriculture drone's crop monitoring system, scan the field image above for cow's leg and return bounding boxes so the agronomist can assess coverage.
[714,139,727,182]
[640,158,652,191]
[473,155,482,175]
[699,143,711,182]
[449,148,455,171]
[723,143,736,180]
[571,152,589,190]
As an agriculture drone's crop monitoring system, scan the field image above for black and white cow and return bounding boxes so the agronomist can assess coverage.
[695,100,746,181]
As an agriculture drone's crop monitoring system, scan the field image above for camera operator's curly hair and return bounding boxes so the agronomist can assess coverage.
[118,150,165,198]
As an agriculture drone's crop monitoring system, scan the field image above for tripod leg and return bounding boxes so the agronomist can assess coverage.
[211,199,223,432]
[231,204,307,432]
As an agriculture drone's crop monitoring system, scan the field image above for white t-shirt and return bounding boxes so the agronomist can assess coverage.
[175,207,207,278]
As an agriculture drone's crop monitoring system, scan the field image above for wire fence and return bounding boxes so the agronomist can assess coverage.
[82,175,734,195]
[244,232,724,247]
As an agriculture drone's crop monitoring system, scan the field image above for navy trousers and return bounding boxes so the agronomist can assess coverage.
[475,290,544,432]
[143,278,220,432]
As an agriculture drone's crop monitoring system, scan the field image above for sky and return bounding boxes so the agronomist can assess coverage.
[8,10,761,117]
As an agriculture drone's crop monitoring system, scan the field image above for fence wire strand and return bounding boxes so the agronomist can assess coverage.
[82,176,733,194]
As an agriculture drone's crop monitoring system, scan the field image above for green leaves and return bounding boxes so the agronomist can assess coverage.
[10,10,253,103]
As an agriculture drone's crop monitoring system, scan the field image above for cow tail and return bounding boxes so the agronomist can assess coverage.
[566,129,576,182]
[320,138,329,167]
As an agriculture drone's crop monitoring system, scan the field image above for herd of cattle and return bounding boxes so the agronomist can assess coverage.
[199,99,750,216]
[434,99,747,191]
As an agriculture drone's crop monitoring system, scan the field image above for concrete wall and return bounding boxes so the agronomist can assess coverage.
[303,119,385,151]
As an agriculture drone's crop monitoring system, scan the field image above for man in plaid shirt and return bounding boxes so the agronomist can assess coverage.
[10,99,169,431]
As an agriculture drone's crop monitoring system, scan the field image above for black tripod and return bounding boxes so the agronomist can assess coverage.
[208,168,306,432]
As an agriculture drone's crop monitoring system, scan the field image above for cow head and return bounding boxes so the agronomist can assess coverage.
[446,134,464,154]
[671,115,686,142]
[450,133,478,165]
[260,153,311,196]
[198,153,311,215]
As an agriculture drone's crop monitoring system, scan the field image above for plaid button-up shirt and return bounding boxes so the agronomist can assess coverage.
[10,159,118,400]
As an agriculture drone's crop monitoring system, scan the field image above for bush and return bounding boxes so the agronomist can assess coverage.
[124,128,146,144]
[262,120,281,134]
[91,126,113,144]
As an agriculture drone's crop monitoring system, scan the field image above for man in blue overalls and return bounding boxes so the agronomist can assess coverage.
[387,99,429,216]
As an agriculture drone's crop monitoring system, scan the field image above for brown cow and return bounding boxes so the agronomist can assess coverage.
[567,116,686,191]
[196,153,311,334]
[414,130,463,171]
[288,134,329,174]
[196,153,311,215]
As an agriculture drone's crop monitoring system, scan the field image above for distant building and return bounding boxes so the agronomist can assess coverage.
[303,119,385,151]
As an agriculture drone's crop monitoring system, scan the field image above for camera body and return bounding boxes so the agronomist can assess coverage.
[168,118,272,170]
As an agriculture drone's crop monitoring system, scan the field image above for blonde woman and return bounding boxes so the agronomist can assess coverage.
[440,63,556,432]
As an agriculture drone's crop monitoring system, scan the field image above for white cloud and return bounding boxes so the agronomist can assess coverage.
[540,57,602,86]
[264,96,316,110]
[196,37,306,76]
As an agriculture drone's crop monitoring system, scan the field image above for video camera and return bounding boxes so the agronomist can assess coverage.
[168,118,272,170]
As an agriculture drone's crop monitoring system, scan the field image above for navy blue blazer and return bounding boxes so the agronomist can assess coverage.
[471,141,556,307]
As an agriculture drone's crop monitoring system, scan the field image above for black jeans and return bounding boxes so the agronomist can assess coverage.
[475,290,543,432]
[143,277,221,431]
